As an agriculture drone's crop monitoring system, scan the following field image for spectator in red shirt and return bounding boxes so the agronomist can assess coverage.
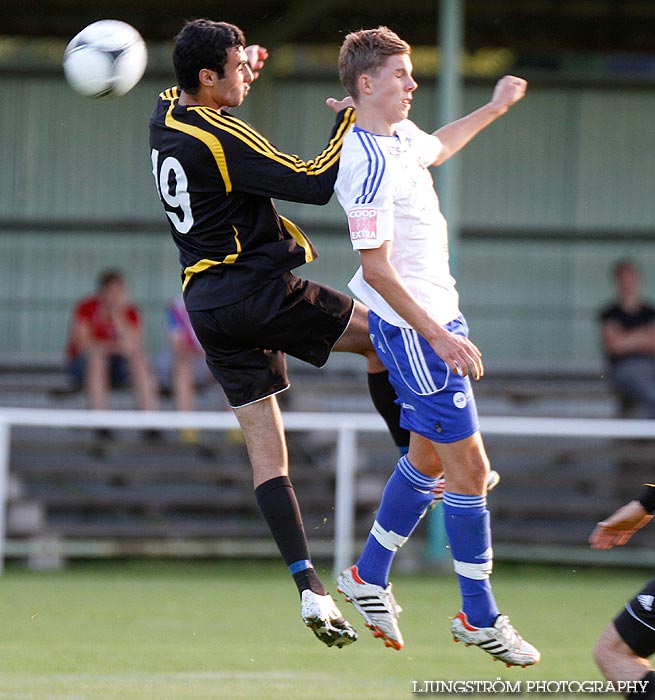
[66,269,159,414]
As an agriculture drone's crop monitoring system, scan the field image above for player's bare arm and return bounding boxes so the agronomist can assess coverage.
[589,500,653,549]
[432,75,527,166]
[360,243,483,380]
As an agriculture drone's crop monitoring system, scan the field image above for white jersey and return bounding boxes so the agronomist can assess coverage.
[335,119,460,328]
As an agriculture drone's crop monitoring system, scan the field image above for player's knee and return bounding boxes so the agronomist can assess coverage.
[594,627,612,670]
[367,351,385,372]
[594,623,627,677]
[336,322,373,356]
[417,450,442,477]
[450,459,489,494]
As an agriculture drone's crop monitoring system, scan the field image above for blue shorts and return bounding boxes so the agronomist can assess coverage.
[369,311,480,444]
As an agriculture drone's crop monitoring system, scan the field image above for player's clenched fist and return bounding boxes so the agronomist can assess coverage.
[245,44,269,80]
[491,75,527,111]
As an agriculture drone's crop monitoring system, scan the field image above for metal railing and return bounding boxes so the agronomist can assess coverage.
[1,407,655,574]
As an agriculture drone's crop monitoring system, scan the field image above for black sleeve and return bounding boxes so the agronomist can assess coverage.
[638,484,655,514]
[224,108,355,205]
[598,305,615,323]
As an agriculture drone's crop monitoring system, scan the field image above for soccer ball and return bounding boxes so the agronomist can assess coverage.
[63,20,147,98]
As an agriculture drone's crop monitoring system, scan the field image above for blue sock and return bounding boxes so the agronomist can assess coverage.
[357,455,437,587]
[442,492,499,628]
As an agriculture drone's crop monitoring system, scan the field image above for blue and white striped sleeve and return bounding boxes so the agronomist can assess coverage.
[335,132,394,251]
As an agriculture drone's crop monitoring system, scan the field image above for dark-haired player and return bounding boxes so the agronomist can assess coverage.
[149,18,409,648]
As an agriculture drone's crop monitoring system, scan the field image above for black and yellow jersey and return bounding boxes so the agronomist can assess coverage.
[149,87,355,310]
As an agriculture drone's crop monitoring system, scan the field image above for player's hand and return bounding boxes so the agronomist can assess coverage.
[245,45,269,81]
[589,500,653,549]
[326,96,354,113]
[490,75,527,112]
[429,328,484,381]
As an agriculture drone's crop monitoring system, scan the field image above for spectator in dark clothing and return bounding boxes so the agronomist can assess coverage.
[599,259,655,417]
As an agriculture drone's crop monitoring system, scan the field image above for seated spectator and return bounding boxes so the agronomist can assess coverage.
[65,269,159,417]
[599,259,655,417]
[156,295,239,451]
[155,295,214,443]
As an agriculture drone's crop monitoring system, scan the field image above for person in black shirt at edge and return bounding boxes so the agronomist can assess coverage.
[590,483,655,698]
[599,259,655,417]
[149,19,467,647]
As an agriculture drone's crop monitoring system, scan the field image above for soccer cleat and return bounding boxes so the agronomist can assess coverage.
[431,469,500,507]
[336,565,404,650]
[300,590,358,648]
[450,611,541,668]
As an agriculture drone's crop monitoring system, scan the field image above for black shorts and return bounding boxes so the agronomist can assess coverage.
[614,578,655,658]
[188,272,354,408]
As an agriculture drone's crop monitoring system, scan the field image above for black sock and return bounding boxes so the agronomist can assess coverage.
[254,475,327,596]
[291,567,326,597]
[367,370,410,451]
[627,671,655,699]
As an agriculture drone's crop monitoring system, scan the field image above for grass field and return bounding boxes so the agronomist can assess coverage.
[0,558,646,699]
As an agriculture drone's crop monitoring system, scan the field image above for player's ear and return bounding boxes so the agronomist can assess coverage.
[358,73,373,96]
[198,68,216,87]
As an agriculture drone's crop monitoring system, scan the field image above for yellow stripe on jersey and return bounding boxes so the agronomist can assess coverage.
[182,225,243,290]
[280,216,315,264]
[197,106,344,174]
[194,107,307,171]
[313,106,355,169]
[194,107,279,158]
[159,86,180,102]
[164,102,233,193]
[193,106,355,176]
[318,106,356,167]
